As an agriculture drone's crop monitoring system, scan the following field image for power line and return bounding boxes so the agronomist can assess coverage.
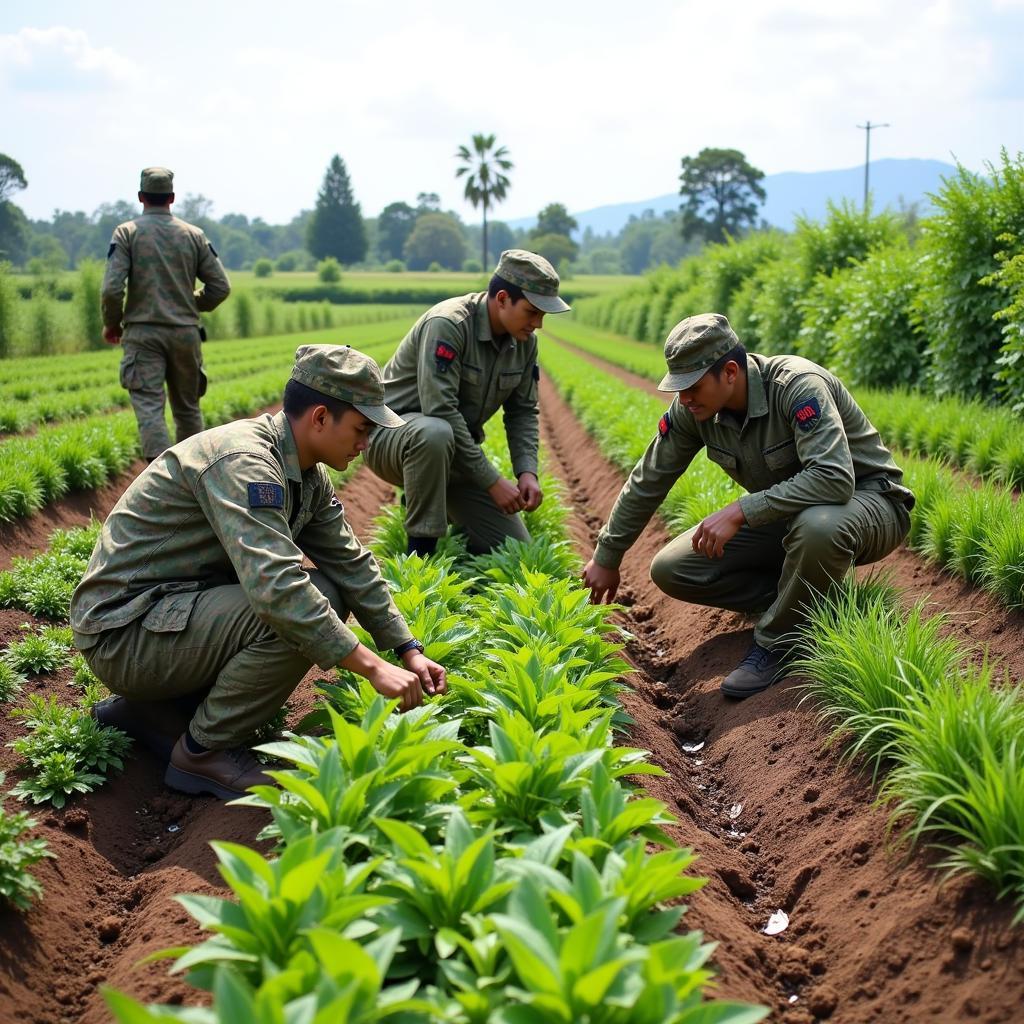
[856,120,890,213]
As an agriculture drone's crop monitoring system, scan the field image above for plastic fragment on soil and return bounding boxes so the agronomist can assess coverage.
[788,995,799,1004]
[680,741,705,754]
[729,802,743,819]
[167,824,181,833]
[763,909,789,935]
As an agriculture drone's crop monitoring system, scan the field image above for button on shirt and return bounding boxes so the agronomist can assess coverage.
[70,412,411,667]
[378,293,540,489]
[594,354,913,569]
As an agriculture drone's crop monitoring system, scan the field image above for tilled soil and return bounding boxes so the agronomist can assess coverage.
[1,380,1022,1023]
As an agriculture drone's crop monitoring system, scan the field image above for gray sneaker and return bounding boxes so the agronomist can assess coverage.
[164,737,272,800]
[720,642,794,699]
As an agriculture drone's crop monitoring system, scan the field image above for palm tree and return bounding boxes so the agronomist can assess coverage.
[455,134,513,269]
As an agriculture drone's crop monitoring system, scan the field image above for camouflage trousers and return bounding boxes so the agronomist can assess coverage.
[120,324,207,459]
[650,489,912,650]
[75,570,346,749]
[365,413,530,554]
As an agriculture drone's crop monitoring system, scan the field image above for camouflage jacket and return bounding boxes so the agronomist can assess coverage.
[594,354,914,569]
[101,209,231,330]
[70,412,411,667]
[378,293,540,489]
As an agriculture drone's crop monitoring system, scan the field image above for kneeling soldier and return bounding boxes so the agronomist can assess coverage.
[365,249,570,555]
[582,313,914,698]
[71,345,446,799]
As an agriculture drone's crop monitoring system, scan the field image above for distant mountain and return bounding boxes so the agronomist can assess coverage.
[507,158,957,237]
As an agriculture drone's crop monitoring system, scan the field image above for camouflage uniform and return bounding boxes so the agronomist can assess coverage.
[71,347,410,749]
[594,315,914,650]
[365,250,569,553]
[102,167,230,459]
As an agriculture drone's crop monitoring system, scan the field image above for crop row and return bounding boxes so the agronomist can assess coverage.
[545,319,1024,488]
[540,328,1024,609]
[0,331,407,523]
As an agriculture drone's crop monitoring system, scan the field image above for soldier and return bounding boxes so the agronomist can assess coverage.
[582,313,914,698]
[365,249,570,555]
[71,345,446,800]
[102,167,231,461]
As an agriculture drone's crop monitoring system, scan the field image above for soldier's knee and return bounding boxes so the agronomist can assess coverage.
[650,548,679,594]
[789,506,846,559]
[411,417,454,453]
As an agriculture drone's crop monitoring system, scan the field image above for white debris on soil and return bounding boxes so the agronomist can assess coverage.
[680,741,705,754]
[763,909,790,935]
[729,802,743,819]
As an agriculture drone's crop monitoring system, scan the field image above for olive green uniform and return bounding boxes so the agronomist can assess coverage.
[365,293,540,552]
[70,411,411,748]
[102,209,231,459]
[594,354,914,648]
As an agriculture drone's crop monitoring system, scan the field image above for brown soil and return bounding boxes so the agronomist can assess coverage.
[1,376,1022,1024]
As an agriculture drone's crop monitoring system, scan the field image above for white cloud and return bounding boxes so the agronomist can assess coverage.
[0,26,140,91]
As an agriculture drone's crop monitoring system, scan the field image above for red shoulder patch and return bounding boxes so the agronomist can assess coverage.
[658,411,672,437]
[435,343,457,362]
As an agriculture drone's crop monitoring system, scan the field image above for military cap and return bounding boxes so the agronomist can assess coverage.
[658,313,740,391]
[494,249,571,314]
[140,167,174,194]
[290,344,404,428]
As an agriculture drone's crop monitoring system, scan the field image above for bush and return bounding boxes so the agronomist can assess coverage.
[0,261,16,359]
[427,261,442,272]
[984,233,1024,412]
[234,290,254,338]
[461,258,483,273]
[317,257,342,283]
[796,267,857,366]
[252,258,273,278]
[749,256,804,354]
[384,259,405,272]
[28,293,57,356]
[76,260,105,351]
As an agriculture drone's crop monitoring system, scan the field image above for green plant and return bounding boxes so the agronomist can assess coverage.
[0,773,54,910]
[4,624,73,674]
[0,660,26,702]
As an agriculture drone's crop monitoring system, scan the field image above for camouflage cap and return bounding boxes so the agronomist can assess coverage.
[290,344,404,428]
[658,313,740,391]
[140,167,174,194]
[494,249,571,314]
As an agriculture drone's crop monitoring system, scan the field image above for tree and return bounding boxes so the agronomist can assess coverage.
[416,192,441,213]
[0,155,27,205]
[377,201,417,261]
[530,233,577,268]
[178,194,216,223]
[455,134,513,269]
[533,203,578,240]
[679,147,766,243]
[403,212,466,271]
[307,155,367,265]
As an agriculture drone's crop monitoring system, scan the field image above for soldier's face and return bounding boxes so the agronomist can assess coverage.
[678,364,738,421]
[496,294,545,341]
[320,408,374,470]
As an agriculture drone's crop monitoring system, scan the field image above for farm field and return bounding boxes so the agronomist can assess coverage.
[0,315,1022,1024]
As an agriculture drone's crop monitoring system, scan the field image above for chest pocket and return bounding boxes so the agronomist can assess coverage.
[496,369,522,400]
[141,590,202,633]
[706,444,738,471]
[763,439,800,474]
[460,364,483,387]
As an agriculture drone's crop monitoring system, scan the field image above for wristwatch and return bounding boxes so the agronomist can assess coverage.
[394,638,425,657]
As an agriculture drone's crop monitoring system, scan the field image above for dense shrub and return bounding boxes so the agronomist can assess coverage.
[252,258,273,278]
[796,267,857,365]
[75,260,105,351]
[317,256,342,283]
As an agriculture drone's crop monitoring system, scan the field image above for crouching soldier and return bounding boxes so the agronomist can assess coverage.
[582,313,914,698]
[70,345,446,799]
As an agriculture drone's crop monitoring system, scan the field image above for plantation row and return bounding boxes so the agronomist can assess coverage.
[0,324,411,522]
[573,153,1024,409]
[537,327,1024,921]
[541,324,1024,610]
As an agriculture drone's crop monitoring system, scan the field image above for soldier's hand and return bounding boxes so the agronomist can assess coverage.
[103,326,122,346]
[366,661,424,712]
[401,650,448,696]
[582,559,620,604]
[517,472,543,512]
[692,500,746,559]
[488,477,526,514]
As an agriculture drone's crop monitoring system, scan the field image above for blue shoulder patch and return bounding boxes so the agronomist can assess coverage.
[791,396,822,433]
[248,482,285,508]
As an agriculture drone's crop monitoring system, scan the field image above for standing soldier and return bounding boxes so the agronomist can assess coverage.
[102,167,231,461]
[71,345,446,800]
[365,250,570,555]
[582,313,915,698]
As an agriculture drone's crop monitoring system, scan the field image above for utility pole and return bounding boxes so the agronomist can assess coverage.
[856,120,890,213]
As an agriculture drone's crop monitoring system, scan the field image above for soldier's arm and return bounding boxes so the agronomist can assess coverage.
[193,453,367,668]
[297,470,413,652]
[101,225,132,333]
[502,341,540,479]
[593,398,702,569]
[194,233,231,312]
[738,374,856,528]
[416,317,502,490]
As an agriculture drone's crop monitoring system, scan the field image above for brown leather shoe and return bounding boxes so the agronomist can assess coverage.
[93,696,191,761]
[164,736,273,800]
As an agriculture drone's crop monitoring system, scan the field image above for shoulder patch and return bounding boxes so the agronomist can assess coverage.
[532,363,540,382]
[791,396,822,433]
[658,411,672,437]
[107,243,116,259]
[434,342,457,374]
[208,243,219,258]
[247,482,285,508]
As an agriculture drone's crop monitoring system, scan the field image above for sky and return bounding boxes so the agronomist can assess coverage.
[2,0,1022,227]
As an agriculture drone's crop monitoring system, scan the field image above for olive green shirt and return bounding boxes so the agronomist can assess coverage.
[102,209,231,331]
[379,293,540,489]
[70,412,411,667]
[594,354,913,569]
